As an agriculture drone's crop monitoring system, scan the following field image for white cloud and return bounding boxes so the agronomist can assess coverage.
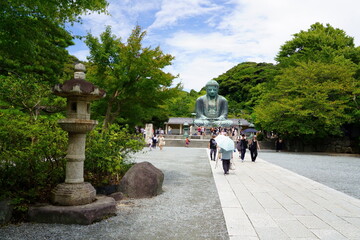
[79,0,160,38]
[162,28,274,91]
[70,49,89,61]
[218,0,360,62]
[165,31,269,60]
[173,56,237,91]
[80,3,132,38]
[68,0,360,92]
[149,0,222,30]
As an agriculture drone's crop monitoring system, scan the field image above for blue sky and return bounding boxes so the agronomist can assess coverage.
[67,0,360,91]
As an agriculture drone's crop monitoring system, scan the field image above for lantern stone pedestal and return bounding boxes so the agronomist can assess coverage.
[51,182,96,206]
[51,118,98,206]
[29,64,116,224]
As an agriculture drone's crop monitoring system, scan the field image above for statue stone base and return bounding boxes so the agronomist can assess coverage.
[51,182,96,206]
[194,119,233,128]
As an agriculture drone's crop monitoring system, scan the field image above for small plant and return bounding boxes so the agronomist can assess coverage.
[85,124,145,187]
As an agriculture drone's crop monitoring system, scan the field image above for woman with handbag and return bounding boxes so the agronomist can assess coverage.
[218,147,233,175]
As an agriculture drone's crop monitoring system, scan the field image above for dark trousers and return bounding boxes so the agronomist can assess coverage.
[250,150,258,162]
[210,148,217,160]
[240,149,246,160]
[222,159,230,173]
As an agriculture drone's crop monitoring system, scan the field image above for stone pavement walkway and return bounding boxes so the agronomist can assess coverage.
[208,149,360,240]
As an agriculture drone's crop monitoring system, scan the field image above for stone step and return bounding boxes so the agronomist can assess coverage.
[163,134,212,140]
[160,135,274,149]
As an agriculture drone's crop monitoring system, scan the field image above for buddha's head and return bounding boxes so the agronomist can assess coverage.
[205,80,219,98]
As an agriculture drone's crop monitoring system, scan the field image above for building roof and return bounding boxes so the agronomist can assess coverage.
[165,117,250,126]
[165,117,193,124]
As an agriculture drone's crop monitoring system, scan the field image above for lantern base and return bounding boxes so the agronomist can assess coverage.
[29,196,116,225]
[51,182,96,206]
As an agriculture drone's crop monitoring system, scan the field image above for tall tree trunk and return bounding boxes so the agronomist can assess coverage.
[103,90,122,129]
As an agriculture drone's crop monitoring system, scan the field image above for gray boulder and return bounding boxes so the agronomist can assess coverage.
[109,192,124,201]
[118,162,164,198]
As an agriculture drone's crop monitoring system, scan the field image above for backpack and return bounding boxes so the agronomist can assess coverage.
[210,139,217,149]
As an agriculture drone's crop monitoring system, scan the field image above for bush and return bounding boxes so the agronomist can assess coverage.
[85,124,145,187]
[0,110,67,221]
[0,110,145,222]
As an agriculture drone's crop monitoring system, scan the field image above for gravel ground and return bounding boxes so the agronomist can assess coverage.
[0,147,228,240]
[257,150,360,199]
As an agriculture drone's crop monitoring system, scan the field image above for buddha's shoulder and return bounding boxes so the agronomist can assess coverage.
[218,95,228,101]
[196,95,207,101]
[196,95,227,101]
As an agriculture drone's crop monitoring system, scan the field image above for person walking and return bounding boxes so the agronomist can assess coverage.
[218,147,233,175]
[152,135,158,150]
[185,137,190,147]
[236,134,248,162]
[158,134,165,151]
[209,135,217,161]
[167,126,172,135]
[275,138,283,152]
[249,136,260,162]
[147,138,153,151]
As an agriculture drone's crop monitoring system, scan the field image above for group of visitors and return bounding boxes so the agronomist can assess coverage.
[209,133,261,175]
[148,134,166,151]
[236,134,260,162]
[197,126,239,137]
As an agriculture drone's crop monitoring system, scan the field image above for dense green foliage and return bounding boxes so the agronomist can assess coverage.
[214,62,278,118]
[0,109,145,220]
[166,89,204,117]
[253,23,360,140]
[0,0,151,222]
[85,26,178,128]
[0,110,67,220]
[85,124,145,186]
[0,0,107,82]
[255,61,356,137]
[276,23,360,67]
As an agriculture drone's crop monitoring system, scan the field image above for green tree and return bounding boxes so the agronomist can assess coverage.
[85,26,177,128]
[166,88,203,117]
[214,62,278,117]
[0,1,107,119]
[254,61,356,138]
[276,22,360,67]
[0,0,108,82]
[255,23,360,139]
[0,55,79,121]
[0,1,109,221]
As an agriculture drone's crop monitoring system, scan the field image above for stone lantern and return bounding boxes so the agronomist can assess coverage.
[51,63,106,206]
[183,122,189,138]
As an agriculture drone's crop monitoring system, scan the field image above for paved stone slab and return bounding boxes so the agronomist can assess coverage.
[208,149,360,239]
